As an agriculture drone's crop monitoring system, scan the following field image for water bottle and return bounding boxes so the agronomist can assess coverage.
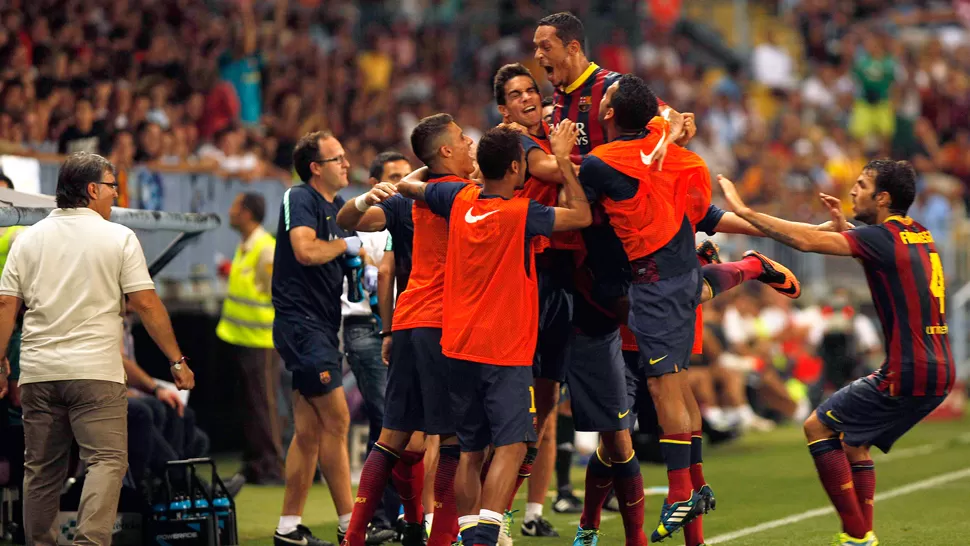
[344,255,364,303]
[152,502,168,521]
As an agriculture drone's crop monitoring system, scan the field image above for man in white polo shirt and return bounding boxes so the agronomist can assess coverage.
[0,152,195,546]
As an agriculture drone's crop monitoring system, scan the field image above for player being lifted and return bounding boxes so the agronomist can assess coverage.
[336,114,478,546]
[387,123,591,546]
[717,161,954,546]
[534,11,693,162]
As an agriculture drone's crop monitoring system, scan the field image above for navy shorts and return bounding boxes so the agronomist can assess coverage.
[451,361,537,452]
[816,376,947,453]
[533,265,573,383]
[384,328,456,435]
[623,350,659,435]
[628,269,701,378]
[566,330,633,432]
[274,317,342,398]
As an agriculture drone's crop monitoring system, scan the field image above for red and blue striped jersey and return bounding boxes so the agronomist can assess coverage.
[552,62,667,156]
[842,216,954,397]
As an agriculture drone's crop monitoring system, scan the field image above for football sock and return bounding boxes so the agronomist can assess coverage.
[474,509,503,546]
[612,452,648,546]
[428,445,461,546]
[684,433,706,546]
[851,459,876,532]
[701,257,763,298]
[660,433,693,503]
[345,443,399,544]
[809,438,868,539]
[392,450,426,524]
[580,447,614,530]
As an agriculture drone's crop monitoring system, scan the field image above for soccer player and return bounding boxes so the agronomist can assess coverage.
[272,131,360,546]
[336,114,477,546]
[390,123,591,546]
[577,74,779,543]
[533,12,694,160]
[717,161,953,546]
[493,62,582,539]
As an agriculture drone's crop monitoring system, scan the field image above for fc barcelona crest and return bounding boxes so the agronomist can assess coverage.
[578,96,592,112]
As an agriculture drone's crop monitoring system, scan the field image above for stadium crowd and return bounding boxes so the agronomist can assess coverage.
[0,0,967,544]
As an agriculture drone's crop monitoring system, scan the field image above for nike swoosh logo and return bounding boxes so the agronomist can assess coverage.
[464,209,500,224]
[639,126,667,166]
[825,410,843,424]
[618,409,631,419]
[275,535,308,545]
[649,355,668,365]
[626,496,645,507]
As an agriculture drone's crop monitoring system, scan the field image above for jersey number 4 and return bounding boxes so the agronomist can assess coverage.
[930,252,946,314]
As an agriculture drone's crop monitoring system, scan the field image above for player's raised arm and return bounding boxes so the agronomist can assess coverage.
[702,198,854,237]
[549,120,592,231]
[335,182,397,231]
[717,175,853,256]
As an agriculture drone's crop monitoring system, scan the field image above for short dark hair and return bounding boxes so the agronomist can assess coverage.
[864,159,917,215]
[55,152,115,209]
[537,12,585,50]
[541,96,554,108]
[292,130,334,183]
[369,150,409,180]
[239,192,266,224]
[494,63,539,106]
[476,126,524,180]
[410,113,454,167]
[610,74,658,134]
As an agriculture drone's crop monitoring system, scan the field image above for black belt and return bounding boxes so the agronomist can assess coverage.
[343,315,377,327]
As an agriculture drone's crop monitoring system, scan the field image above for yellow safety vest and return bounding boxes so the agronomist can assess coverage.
[0,226,24,275]
[216,231,276,348]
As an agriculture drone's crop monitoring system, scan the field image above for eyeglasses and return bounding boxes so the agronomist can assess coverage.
[315,154,348,165]
[96,182,120,190]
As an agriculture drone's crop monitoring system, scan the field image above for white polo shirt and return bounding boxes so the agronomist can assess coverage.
[0,208,155,385]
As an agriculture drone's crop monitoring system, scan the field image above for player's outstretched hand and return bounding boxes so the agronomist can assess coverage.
[550,119,579,159]
[818,193,852,232]
[716,174,747,213]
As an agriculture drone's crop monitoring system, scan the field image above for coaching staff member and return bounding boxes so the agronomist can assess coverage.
[0,152,194,545]
[272,131,361,546]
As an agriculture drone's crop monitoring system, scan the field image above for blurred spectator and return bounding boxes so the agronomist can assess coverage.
[849,32,898,142]
[57,99,107,155]
[752,30,797,92]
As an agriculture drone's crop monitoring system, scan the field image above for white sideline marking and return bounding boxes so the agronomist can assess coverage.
[706,467,970,544]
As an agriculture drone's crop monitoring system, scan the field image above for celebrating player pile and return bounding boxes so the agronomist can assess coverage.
[331,9,948,546]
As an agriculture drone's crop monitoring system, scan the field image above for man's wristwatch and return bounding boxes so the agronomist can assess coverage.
[171,356,188,371]
[379,331,393,338]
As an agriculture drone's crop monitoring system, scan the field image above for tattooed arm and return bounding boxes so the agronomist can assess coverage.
[717,175,853,256]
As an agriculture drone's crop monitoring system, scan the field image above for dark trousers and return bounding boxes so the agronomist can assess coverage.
[231,344,285,483]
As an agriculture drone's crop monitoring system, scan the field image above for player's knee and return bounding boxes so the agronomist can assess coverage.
[293,426,321,450]
[802,412,831,442]
[843,443,871,462]
[379,428,413,451]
